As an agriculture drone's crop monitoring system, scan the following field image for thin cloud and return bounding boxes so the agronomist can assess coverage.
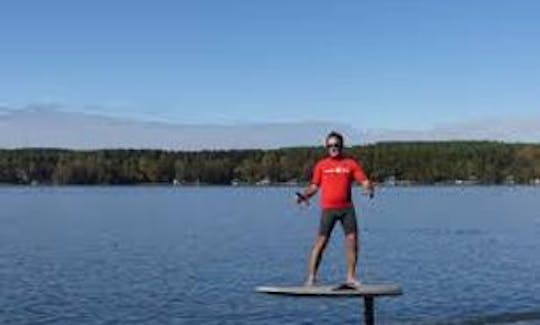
[0,105,538,149]
[0,105,359,150]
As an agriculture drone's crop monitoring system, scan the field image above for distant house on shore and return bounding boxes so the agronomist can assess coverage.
[384,176,396,186]
[282,179,299,186]
[256,177,271,186]
[231,179,246,186]
[396,180,414,186]
[383,176,413,186]
[504,175,516,185]
[454,176,480,186]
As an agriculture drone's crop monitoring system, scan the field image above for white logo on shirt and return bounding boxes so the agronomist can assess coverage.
[323,167,350,174]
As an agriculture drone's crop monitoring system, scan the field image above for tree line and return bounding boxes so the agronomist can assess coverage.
[1,141,539,185]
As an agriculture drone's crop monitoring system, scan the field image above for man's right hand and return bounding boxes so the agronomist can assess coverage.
[361,180,375,199]
[296,184,318,206]
[367,181,375,199]
[295,192,309,205]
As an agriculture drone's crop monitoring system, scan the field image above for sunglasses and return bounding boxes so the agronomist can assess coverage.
[326,143,342,149]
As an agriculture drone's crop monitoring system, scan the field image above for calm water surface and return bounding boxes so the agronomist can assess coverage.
[1,186,539,324]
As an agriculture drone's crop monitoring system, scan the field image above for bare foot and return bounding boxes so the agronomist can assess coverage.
[304,276,317,286]
[346,278,362,288]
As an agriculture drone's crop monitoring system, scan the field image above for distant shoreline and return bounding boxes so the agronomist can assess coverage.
[2,141,540,186]
[1,183,539,188]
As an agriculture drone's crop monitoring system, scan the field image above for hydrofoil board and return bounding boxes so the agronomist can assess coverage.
[255,283,402,297]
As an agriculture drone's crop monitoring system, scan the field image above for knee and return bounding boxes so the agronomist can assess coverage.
[345,233,357,245]
[315,236,329,249]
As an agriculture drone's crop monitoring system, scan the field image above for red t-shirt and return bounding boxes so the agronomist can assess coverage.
[311,156,367,209]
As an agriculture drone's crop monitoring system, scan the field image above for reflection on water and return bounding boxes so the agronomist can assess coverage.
[0,186,539,324]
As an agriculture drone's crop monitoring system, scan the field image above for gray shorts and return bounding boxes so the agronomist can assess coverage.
[319,207,358,237]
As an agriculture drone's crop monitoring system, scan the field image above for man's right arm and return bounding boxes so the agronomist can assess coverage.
[297,184,318,205]
[297,161,321,205]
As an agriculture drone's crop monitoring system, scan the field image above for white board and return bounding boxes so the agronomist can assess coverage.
[255,283,402,297]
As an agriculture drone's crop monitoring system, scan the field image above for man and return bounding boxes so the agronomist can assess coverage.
[297,131,374,287]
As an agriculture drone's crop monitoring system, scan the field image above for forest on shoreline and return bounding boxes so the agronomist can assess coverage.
[1,141,540,185]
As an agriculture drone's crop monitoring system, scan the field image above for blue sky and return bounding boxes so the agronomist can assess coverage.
[1,0,539,130]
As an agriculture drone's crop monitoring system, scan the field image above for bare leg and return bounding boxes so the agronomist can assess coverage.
[345,232,360,284]
[305,235,329,285]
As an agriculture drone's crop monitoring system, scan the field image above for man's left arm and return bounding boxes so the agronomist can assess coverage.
[352,161,374,198]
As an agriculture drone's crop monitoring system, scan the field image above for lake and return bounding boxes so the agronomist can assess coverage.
[1,186,539,324]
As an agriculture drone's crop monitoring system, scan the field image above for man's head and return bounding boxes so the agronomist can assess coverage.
[325,131,344,158]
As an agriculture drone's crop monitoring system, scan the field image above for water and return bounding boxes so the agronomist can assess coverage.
[1,186,539,324]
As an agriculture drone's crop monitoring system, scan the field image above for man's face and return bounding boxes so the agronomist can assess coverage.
[326,136,343,157]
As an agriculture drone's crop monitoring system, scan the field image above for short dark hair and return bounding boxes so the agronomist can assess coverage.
[326,131,344,146]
